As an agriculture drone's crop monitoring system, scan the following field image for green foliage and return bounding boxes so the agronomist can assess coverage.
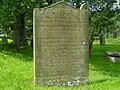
[66,0,120,36]
[88,0,119,34]
[0,0,45,32]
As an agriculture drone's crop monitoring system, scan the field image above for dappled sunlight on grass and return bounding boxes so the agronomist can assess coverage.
[0,40,34,89]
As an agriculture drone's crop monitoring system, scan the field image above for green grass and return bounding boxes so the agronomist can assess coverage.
[94,37,120,45]
[0,38,120,90]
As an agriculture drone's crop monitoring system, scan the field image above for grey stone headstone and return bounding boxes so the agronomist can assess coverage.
[33,1,89,86]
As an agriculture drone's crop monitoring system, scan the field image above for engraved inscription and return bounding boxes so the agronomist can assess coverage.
[36,9,87,76]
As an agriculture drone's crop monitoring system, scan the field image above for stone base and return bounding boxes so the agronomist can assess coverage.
[36,79,88,86]
[35,76,88,86]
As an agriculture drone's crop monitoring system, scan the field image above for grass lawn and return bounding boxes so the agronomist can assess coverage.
[0,38,120,90]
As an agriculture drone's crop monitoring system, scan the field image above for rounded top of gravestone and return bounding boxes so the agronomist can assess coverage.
[80,3,88,10]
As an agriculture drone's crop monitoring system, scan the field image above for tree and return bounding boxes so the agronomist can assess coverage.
[86,0,119,50]
[67,0,119,51]
[0,0,45,51]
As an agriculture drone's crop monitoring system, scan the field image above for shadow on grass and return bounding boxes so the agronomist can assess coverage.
[89,79,111,85]
[0,43,33,62]
[90,44,120,77]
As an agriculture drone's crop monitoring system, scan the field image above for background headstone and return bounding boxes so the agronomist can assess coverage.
[2,36,8,44]
[33,1,89,86]
[113,30,118,38]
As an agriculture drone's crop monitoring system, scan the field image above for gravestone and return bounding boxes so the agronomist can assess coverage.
[113,30,118,38]
[33,1,89,86]
[99,31,106,45]
[2,36,8,44]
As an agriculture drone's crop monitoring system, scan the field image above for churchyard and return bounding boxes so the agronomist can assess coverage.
[0,1,120,90]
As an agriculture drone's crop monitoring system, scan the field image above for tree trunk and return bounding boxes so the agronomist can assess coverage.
[89,30,94,54]
[15,12,26,51]
[47,0,53,5]
[30,39,33,48]
[15,16,21,51]
[76,0,80,8]
[20,13,27,46]
[10,24,15,44]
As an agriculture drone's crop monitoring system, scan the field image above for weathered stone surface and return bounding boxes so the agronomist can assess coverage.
[33,1,89,86]
[105,52,120,63]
